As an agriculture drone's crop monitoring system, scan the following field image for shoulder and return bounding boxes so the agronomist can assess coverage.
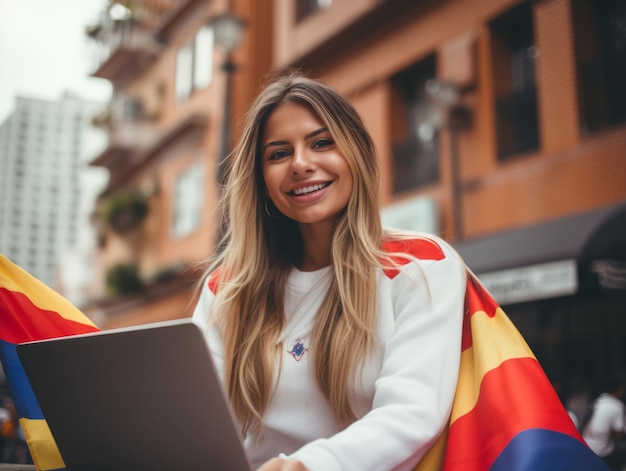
[381,234,446,261]
[380,232,464,279]
[204,267,225,295]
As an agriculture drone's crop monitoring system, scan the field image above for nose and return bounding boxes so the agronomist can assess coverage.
[290,146,315,176]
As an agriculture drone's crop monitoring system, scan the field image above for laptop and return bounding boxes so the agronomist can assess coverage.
[17,319,254,471]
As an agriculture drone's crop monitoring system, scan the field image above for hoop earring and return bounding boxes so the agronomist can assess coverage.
[264,200,281,219]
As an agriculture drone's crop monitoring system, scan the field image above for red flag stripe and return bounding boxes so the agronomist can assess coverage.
[0,287,98,344]
[451,316,536,421]
[444,356,583,470]
[1,255,96,327]
[381,238,445,279]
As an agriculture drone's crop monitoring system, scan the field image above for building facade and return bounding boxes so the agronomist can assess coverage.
[0,93,107,304]
[83,0,273,328]
[84,0,625,407]
[274,0,625,409]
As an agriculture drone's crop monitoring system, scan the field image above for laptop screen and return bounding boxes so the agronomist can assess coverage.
[17,319,253,471]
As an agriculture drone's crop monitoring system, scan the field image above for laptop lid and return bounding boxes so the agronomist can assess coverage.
[17,319,253,471]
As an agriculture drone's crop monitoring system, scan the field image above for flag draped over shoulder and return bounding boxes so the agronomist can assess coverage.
[0,254,99,471]
[415,271,608,471]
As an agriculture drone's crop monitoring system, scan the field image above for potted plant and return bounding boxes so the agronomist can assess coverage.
[100,190,148,234]
[105,263,143,296]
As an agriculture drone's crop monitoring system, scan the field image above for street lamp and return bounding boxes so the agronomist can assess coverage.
[424,79,470,241]
[211,12,246,54]
[209,11,246,185]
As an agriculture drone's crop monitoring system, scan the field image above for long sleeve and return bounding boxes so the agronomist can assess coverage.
[191,278,226,384]
[288,238,466,471]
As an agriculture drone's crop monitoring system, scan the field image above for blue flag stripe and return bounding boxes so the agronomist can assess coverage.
[0,340,45,419]
[491,428,609,471]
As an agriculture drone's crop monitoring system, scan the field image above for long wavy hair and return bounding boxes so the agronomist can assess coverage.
[202,73,394,433]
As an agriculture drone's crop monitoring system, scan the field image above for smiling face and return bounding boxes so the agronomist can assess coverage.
[261,101,353,232]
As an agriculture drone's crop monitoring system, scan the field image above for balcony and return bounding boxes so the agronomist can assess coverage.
[90,96,159,185]
[87,0,185,85]
[91,109,207,194]
[89,20,162,85]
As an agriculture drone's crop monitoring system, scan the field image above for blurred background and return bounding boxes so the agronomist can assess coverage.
[1,0,625,436]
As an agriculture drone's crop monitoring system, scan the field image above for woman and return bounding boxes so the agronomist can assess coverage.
[192,73,466,471]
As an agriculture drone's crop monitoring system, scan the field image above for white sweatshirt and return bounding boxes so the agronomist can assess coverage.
[192,234,466,471]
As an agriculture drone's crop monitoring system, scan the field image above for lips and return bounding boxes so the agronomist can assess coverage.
[288,181,331,196]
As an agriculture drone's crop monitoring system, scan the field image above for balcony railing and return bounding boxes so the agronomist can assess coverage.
[89,95,159,185]
[87,0,186,83]
[109,120,158,153]
[90,20,162,83]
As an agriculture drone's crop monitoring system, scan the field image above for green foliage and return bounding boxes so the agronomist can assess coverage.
[99,191,148,233]
[105,263,143,296]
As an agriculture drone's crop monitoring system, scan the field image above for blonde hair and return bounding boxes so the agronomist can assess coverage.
[202,73,395,433]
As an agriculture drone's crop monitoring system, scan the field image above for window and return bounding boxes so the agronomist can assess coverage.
[490,2,540,160]
[296,0,332,22]
[175,25,215,102]
[390,55,440,193]
[194,26,214,89]
[171,163,204,239]
[572,0,626,133]
[175,44,193,102]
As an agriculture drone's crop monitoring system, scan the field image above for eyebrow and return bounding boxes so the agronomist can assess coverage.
[263,127,329,152]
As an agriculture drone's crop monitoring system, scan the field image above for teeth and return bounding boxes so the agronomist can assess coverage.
[292,183,328,196]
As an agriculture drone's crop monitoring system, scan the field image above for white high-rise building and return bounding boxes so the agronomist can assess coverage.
[0,93,108,306]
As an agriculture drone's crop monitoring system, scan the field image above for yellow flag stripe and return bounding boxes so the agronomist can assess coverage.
[0,254,96,327]
[19,418,66,471]
[451,307,536,422]
[412,426,448,471]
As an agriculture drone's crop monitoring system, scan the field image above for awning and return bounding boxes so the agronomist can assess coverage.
[454,201,626,304]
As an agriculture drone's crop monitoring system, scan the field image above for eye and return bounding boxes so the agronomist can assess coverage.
[312,138,334,150]
[267,149,290,161]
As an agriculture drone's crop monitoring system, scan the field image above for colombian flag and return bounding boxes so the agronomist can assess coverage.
[416,271,607,470]
[0,254,99,471]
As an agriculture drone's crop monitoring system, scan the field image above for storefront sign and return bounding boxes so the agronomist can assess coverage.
[477,259,578,305]
[590,259,626,292]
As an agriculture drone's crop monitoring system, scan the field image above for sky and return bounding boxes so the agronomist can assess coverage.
[0,0,112,124]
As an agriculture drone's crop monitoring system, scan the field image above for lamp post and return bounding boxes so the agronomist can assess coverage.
[424,79,469,242]
[209,11,245,256]
[209,11,246,186]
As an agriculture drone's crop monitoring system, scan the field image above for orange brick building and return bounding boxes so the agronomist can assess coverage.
[86,0,625,407]
[275,0,626,410]
[83,0,273,327]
